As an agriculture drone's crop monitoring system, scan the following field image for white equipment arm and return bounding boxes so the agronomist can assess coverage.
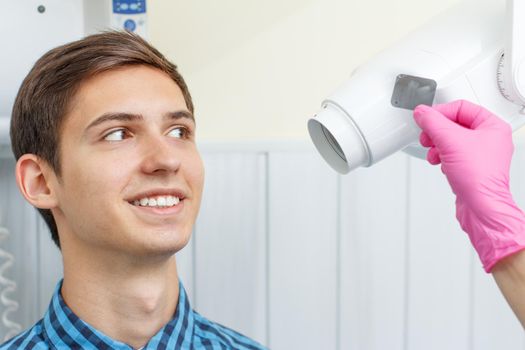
[503,0,525,105]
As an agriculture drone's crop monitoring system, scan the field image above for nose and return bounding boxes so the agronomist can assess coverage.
[139,135,181,175]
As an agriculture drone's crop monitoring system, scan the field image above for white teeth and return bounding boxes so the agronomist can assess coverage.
[167,196,180,206]
[132,195,181,208]
[157,197,167,206]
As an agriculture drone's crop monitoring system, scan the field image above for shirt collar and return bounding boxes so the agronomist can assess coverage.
[42,279,194,349]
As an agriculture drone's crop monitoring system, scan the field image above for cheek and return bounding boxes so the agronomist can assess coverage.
[63,153,131,202]
[184,152,205,197]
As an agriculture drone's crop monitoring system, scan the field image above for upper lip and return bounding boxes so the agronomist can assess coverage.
[126,188,187,203]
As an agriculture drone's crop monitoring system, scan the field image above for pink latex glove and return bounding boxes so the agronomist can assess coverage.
[413,100,525,272]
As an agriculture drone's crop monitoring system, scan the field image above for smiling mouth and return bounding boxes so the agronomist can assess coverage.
[129,195,183,208]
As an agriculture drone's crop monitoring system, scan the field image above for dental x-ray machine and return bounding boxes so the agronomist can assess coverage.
[309,0,525,174]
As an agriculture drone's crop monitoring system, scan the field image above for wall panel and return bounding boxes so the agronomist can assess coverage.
[194,152,268,346]
[268,151,338,350]
[472,267,524,350]
[406,157,472,350]
[339,152,409,350]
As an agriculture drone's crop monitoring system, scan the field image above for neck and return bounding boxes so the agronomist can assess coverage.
[61,248,180,349]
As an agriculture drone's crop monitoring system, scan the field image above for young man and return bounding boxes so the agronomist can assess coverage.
[1,31,267,350]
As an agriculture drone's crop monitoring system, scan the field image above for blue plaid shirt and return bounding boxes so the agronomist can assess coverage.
[0,280,267,349]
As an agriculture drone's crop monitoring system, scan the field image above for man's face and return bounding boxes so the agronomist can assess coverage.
[50,65,204,258]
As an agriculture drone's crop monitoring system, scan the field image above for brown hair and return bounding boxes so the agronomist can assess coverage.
[10,30,194,249]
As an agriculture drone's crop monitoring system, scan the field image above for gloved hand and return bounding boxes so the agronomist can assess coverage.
[413,100,525,272]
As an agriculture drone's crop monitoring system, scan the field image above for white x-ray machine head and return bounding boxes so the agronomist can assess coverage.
[308,0,525,174]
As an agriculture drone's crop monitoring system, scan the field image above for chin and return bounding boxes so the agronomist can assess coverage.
[140,229,191,255]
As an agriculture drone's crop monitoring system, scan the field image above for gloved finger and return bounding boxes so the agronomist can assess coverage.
[431,99,495,130]
[427,146,441,165]
[419,131,434,147]
[413,104,462,148]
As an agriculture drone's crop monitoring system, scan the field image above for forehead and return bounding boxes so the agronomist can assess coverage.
[64,65,189,128]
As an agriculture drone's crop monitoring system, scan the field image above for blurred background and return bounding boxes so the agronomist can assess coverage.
[1,1,524,349]
[149,0,461,142]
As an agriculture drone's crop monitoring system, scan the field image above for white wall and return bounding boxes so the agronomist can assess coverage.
[147,0,464,142]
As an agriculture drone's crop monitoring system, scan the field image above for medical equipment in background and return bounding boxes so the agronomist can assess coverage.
[0,0,148,339]
[0,224,21,342]
[308,0,525,174]
[86,0,148,38]
[0,0,148,146]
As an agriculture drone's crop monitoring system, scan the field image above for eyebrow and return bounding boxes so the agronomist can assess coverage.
[84,110,195,132]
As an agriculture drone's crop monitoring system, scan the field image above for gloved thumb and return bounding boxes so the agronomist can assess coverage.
[413,104,463,149]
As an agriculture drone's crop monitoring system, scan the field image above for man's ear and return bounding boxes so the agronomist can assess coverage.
[15,154,59,209]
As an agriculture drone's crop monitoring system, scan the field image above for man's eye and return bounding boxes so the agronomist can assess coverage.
[104,129,128,141]
[167,127,188,139]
